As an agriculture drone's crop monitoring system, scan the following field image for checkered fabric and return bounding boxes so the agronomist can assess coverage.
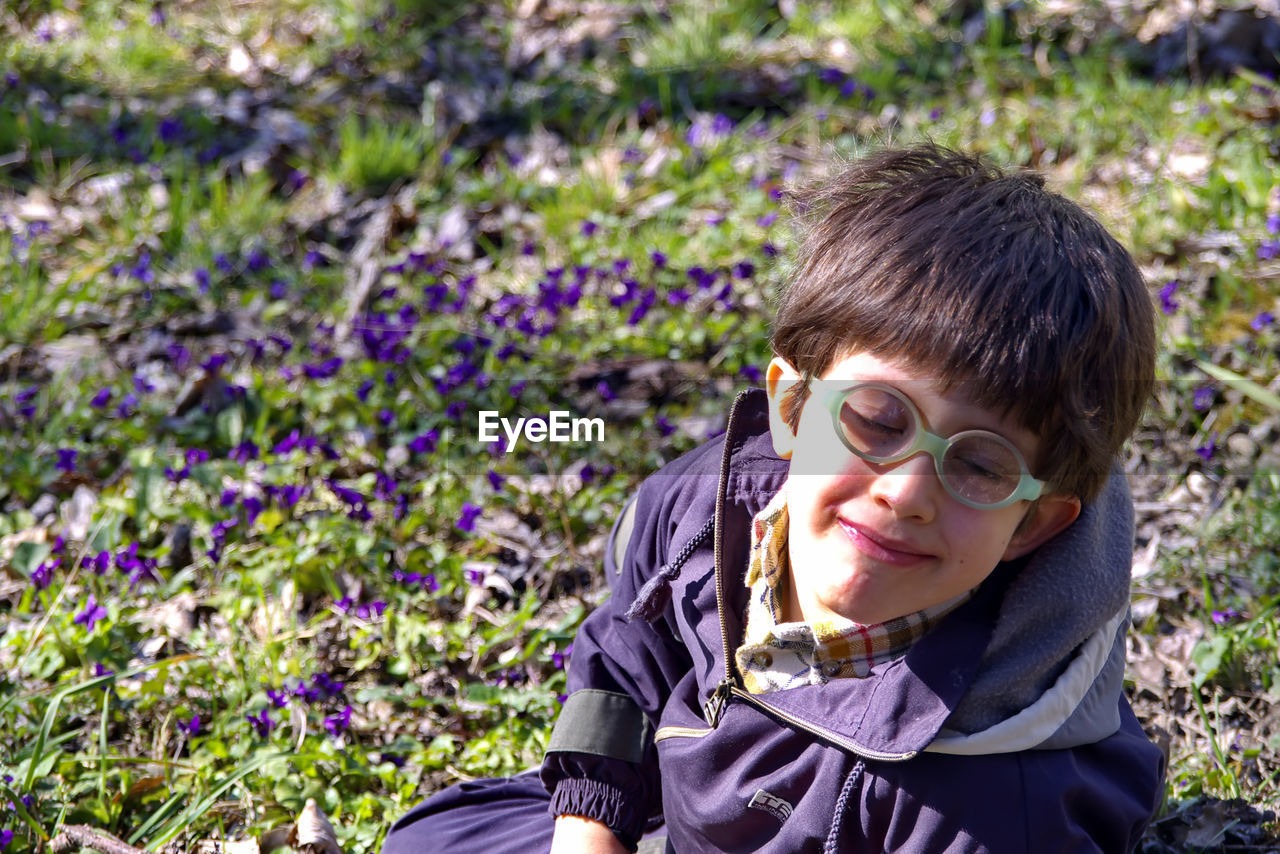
[735,490,971,695]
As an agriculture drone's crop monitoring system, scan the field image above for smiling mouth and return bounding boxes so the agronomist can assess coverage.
[838,519,933,566]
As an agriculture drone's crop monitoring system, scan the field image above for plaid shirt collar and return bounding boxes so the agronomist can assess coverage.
[735,489,971,695]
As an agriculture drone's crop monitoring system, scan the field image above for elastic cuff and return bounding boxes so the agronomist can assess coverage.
[549,778,644,849]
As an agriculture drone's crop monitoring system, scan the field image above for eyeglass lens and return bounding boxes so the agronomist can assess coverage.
[835,386,1024,506]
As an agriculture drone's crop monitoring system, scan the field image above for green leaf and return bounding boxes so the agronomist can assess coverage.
[11,540,51,577]
[1191,634,1231,689]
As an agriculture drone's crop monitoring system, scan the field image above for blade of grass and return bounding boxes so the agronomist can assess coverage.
[1196,359,1280,412]
[22,654,202,792]
[133,748,283,848]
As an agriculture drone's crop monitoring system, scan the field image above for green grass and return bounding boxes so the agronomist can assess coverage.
[1,1,1279,851]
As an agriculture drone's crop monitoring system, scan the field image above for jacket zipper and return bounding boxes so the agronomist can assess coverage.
[727,686,917,762]
[654,725,716,742]
[705,393,916,764]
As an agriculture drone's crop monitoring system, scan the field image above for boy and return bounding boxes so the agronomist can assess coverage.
[383,144,1166,852]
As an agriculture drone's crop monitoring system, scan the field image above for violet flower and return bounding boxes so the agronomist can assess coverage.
[74,594,108,632]
[246,708,275,737]
[55,448,77,473]
[32,559,58,590]
[324,704,353,737]
[456,503,482,532]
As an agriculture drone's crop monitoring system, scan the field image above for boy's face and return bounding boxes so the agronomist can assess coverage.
[764,351,1081,627]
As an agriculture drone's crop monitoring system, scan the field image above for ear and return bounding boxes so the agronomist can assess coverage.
[1002,493,1081,560]
[765,357,802,461]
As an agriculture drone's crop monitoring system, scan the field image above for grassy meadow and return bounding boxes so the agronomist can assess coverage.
[1,1,1279,851]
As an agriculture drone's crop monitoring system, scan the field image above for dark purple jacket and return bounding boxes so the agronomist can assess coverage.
[542,391,1165,853]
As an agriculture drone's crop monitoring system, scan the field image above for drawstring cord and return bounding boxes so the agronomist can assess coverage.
[823,760,866,854]
[624,518,715,622]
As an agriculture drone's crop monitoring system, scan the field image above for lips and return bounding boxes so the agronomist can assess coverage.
[838,519,933,566]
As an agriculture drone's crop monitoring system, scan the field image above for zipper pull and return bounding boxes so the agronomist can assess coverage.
[703,678,733,727]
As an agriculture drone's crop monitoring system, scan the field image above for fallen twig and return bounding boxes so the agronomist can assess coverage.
[50,825,145,854]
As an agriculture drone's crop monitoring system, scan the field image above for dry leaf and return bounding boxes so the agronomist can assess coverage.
[289,798,342,854]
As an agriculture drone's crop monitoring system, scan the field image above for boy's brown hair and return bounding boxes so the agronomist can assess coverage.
[771,144,1156,503]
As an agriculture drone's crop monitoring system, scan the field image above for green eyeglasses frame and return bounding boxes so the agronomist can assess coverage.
[822,381,1047,510]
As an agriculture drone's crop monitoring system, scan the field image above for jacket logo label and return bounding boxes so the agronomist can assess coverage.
[748,788,793,822]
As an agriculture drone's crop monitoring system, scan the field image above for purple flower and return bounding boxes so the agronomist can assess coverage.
[732,261,755,279]
[581,220,599,238]
[229,441,259,463]
[90,550,111,575]
[656,415,676,437]
[180,714,200,737]
[1158,281,1179,315]
[1,829,12,850]
[311,672,345,700]
[302,357,344,380]
[651,250,668,269]
[90,388,112,408]
[267,688,289,708]
[1193,386,1214,410]
[93,663,115,677]
[273,429,301,455]
[409,430,439,455]
[158,116,183,144]
[246,708,275,737]
[324,704,353,737]
[246,247,270,273]
[354,600,387,620]
[74,594,109,632]
[1211,607,1242,625]
[1196,433,1217,460]
[242,496,264,527]
[1252,311,1275,331]
[56,448,77,473]
[456,502,482,532]
[1258,239,1280,261]
[31,559,57,590]
[740,365,763,385]
[551,644,573,670]
[487,470,506,491]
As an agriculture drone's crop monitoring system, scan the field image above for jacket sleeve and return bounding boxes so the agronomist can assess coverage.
[540,437,724,846]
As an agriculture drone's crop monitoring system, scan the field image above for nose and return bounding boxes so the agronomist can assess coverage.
[867,451,938,520]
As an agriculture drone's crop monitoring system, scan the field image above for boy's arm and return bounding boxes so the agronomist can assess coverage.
[542,442,724,848]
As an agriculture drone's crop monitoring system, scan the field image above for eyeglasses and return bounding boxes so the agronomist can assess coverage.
[823,382,1046,510]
